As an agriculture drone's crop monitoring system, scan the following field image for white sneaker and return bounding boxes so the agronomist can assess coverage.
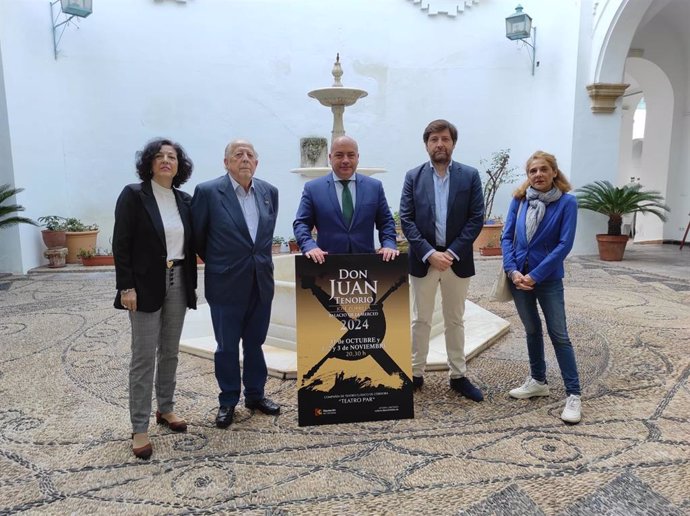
[509,377,550,399]
[561,394,582,424]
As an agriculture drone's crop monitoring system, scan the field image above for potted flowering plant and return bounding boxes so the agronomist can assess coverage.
[77,247,114,266]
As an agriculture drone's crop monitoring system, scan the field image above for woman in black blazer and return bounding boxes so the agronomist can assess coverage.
[112,138,197,459]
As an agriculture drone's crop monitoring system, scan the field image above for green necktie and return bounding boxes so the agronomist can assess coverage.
[339,180,353,226]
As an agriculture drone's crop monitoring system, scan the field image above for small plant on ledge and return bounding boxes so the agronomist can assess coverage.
[76,247,95,259]
[77,247,114,266]
[272,236,285,254]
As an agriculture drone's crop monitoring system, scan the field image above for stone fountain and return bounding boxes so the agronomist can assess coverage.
[291,54,385,178]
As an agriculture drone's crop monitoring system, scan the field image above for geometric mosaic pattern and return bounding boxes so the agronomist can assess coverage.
[0,259,688,514]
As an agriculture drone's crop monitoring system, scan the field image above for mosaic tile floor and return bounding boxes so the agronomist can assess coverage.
[0,252,688,514]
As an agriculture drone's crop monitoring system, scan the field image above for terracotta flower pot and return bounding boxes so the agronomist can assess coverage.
[81,255,114,266]
[479,246,502,256]
[288,241,299,253]
[65,230,99,264]
[41,230,67,249]
[473,224,503,252]
[595,234,629,261]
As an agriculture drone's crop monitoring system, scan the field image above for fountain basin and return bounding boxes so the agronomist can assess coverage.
[308,87,367,107]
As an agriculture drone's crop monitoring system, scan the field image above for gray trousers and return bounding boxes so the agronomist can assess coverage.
[128,266,187,433]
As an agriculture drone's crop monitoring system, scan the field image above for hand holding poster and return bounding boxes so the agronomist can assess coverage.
[295,254,413,426]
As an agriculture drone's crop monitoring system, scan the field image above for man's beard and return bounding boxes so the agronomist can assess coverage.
[430,150,451,166]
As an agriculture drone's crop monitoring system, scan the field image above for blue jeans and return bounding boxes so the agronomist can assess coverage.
[510,279,581,396]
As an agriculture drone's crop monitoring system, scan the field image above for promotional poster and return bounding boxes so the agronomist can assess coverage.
[295,254,413,426]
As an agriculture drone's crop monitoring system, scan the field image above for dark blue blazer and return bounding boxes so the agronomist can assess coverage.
[293,173,397,254]
[112,180,197,312]
[191,174,278,305]
[501,193,577,283]
[399,161,484,278]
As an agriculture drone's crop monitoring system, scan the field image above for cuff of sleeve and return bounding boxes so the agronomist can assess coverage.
[447,249,459,261]
[421,249,434,263]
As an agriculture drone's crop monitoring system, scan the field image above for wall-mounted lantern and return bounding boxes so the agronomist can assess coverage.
[505,5,537,75]
[51,0,93,60]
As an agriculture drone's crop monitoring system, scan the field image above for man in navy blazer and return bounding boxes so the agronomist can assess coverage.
[192,139,280,428]
[293,136,398,263]
[399,120,485,401]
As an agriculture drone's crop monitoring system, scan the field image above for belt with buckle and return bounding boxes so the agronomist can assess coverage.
[166,259,185,269]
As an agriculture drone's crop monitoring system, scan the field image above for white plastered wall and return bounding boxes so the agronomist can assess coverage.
[0,0,583,273]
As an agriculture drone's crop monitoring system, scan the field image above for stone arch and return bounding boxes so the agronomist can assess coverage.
[618,57,673,242]
[591,0,659,83]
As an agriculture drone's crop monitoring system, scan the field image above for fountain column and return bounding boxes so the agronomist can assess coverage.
[292,54,384,178]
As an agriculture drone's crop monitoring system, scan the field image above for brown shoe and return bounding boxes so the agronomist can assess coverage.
[156,411,188,432]
[132,433,152,460]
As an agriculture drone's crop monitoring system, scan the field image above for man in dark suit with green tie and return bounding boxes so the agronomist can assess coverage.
[293,136,398,263]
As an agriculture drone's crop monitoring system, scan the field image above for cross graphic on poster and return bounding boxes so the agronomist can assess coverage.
[295,254,413,426]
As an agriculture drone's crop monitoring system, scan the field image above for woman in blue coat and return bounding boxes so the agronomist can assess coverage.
[501,150,582,424]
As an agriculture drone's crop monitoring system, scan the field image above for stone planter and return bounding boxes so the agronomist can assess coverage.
[65,230,99,264]
[596,234,629,261]
[43,247,68,268]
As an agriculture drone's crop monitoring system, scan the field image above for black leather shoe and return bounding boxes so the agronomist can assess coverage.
[245,397,281,415]
[413,376,424,390]
[215,405,235,428]
[450,377,484,402]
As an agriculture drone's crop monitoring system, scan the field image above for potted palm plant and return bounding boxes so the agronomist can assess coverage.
[1,185,37,231]
[575,180,670,261]
[474,149,519,253]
